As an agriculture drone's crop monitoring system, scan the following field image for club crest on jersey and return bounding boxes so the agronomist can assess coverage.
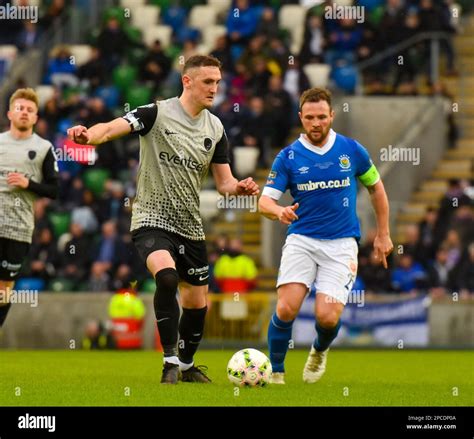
[339,154,351,170]
[204,138,213,151]
[28,150,36,160]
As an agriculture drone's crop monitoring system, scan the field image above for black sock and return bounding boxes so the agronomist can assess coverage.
[0,303,11,327]
[178,306,207,364]
[154,268,180,358]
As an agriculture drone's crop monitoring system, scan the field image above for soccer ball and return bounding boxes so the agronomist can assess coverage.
[227,348,272,387]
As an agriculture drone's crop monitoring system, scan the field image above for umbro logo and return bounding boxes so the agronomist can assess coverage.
[298,166,309,174]
[164,129,178,135]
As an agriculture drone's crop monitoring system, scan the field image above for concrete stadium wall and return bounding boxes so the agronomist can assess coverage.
[0,294,472,349]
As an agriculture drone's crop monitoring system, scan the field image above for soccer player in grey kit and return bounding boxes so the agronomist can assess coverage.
[68,55,260,384]
[0,88,59,328]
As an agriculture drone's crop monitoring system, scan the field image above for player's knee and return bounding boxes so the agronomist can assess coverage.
[316,311,340,329]
[154,268,179,309]
[276,300,299,322]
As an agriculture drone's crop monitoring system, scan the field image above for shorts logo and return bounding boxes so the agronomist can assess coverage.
[204,138,213,151]
[28,150,36,160]
[187,265,209,276]
[339,154,351,170]
[349,261,357,275]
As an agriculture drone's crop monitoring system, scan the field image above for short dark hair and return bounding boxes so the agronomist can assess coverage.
[299,87,332,111]
[182,55,222,74]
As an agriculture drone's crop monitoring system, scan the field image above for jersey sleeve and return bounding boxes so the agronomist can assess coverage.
[27,146,59,199]
[122,103,157,136]
[211,130,230,164]
[261,150,290,200]
[354,141,380,187]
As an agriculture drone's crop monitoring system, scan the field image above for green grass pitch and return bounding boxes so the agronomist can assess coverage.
[0,350,472,406]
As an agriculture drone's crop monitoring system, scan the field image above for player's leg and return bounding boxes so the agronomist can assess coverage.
[303,237,358,383]
[0,238,30,328]
[175,237,211,383]
[268,234,317,383]
[268,282,307,383]
[177,282,211,382]
[132,229,180,383]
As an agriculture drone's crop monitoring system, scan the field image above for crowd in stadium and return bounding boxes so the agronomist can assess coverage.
[0,0,472,295]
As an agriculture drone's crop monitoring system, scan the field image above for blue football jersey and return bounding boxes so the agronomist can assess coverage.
[263,129,379,240]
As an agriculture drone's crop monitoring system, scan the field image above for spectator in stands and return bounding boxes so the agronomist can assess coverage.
[97,180,130,233]
[82,319,116,350]
[427,245,457,298]
[27,228,58,282]
[435,179,471,241]
[391,253,427,294]
[93,221,128,273]
[441,229,463,270]
[139,39,172,92]
[457,242,474,297]
[39,0,67,33]
[60,222,91,288]
[77,47,107,91]
[300,14,325,64]
[283,56,311,111]
[17,21,41,52]
[214,238,257,293]
[210,35,234,74]
[44,45,78,89]
[359,249,392,294]
[418,207,443,261]
[97,17,130,71]
[264,75,293,148]
[109,264,134,291]
[449,204,474,246]
[239,95,272,167]
[402,224,428,267]
[256,7,279,42]
[226,0,261,57]
[71,189,99,234]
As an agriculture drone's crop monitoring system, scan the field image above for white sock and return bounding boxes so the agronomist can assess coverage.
[164,356,179,365]
[179,359,194,371]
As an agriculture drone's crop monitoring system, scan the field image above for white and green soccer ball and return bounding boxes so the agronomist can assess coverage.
[227,348,272,387]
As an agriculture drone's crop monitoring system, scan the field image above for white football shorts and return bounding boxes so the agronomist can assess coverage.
[276,234,359,305]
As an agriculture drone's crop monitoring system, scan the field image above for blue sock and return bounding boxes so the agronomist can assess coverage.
[313,320,341,351]
[268,313,294,373]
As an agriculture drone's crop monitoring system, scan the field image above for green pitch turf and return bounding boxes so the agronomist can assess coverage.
[0,350,472,406]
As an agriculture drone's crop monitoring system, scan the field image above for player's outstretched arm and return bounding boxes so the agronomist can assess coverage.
[258,195,299,225]
[367,180,393,268]
[211,163,260,196]
[67,117,131,146]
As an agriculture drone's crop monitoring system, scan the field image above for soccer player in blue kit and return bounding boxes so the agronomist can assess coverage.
[258,88,393,384]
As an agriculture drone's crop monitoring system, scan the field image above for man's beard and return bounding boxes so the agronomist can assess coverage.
[307,126,330,145]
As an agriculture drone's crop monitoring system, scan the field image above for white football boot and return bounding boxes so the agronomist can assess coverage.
[303,347,328,383]
[269,372,286,384]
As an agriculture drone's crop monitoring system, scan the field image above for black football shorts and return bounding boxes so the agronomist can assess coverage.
[0,237,30,281]
[131,227,209,286]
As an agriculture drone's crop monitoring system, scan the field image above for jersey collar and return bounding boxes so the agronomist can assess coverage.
[299,129,336,155]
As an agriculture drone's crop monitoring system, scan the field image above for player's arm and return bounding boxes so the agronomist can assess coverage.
[357,156,393,268]
[258,195,299,225]
[210,130,259,196]
[366,180,393,268]
[7,147,59,199]
[67,117,131,146]
[211,163,259,196]
[67,104,158,146]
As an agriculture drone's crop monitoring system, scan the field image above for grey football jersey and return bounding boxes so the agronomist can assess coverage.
[0,132,54,243]
[123,97,229,240]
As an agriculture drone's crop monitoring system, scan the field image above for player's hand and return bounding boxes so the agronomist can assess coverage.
[278,203,299,225]
[7,172,29,189]
[373,234,393,269]
[236,177,260,196]
[67,125,91,144]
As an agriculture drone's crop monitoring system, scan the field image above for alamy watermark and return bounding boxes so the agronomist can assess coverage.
[380,145,420,165]
[0,288,38,307]
[217,193,257,213]
[55,146,96,165]
[325,3,365,24]
[0,3,38,23]
[325,289,365,308]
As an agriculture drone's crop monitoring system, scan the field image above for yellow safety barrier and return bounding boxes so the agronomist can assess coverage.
[205,293,276,343]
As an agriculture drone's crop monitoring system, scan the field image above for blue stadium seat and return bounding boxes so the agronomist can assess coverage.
[333,65,358,93]
[95,86,120,108]
[162,6,187,33]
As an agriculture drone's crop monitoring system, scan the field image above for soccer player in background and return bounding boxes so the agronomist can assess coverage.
[68,55,259,384]
[0,88,59,328]
[259,88,393,384]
